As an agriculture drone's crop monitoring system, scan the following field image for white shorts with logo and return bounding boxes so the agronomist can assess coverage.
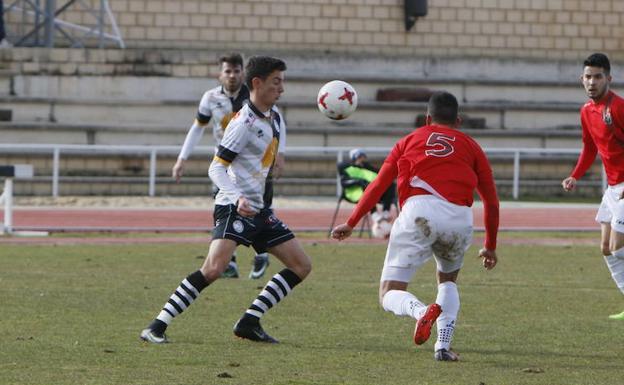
[380,195,473,282]
[595,182,624,233]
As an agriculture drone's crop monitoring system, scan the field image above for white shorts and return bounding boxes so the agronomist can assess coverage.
[595,182,624,233]
[380,195,473,282]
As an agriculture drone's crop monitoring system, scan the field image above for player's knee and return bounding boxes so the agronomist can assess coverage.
[602,243,612,256]
[437,269,459,283]
[199,263,225,283]
[200,269,220,282]
[300,261,312,278]
[291,259,312,280]
[378,285,401,308]
[200,268,220,283]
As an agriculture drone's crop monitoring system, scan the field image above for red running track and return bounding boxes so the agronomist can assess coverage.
[1,206,600,233]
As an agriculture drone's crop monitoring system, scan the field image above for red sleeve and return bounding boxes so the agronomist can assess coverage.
[346,147,399,228]
[611,96,624,143]
[474,145,499,250]
[571,110,598,180]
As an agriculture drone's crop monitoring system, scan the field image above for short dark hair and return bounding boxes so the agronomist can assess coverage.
[219,53,244,68]
[584,53,611,75]
[427,91,459,125]
[245,56,287,90]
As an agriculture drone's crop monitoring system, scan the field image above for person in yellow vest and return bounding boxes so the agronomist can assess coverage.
[338,149,396,218]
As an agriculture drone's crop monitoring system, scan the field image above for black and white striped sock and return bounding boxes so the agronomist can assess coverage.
[155,270,209,327]
[245,268,302,320]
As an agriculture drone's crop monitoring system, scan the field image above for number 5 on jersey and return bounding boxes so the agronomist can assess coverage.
[425,132,455,157]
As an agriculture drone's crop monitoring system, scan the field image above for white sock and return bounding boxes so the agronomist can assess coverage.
[382,290,427,319]
[435,281,460,351]
[604,251,624,294]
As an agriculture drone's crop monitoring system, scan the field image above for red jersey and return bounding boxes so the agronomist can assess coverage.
[347,124,500,250]
[571,90,624,185]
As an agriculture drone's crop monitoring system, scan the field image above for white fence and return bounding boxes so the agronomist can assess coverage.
[0,144,607,199]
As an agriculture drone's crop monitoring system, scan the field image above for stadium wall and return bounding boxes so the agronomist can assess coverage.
[4,0,624,61]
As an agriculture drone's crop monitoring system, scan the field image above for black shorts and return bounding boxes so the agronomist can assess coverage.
[212,204,295,249]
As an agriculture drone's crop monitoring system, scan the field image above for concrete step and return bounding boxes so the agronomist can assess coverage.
[282,100,582,130]
[0,121,583,148]
[2,95,583,130]
[12,74,618,105]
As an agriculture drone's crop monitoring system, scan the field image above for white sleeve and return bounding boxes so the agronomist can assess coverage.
[218,116,251,156]
[209,160,241,200]
[178,121,206,160]
[197,92,213,122]
[278,113,287,154]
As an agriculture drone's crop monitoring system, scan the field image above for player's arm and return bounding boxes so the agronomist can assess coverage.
[273,153,285,180]
[174,119,208,182]
[611,100,624,199]
[208,118,255,217]
[332,149,399,240]
[610,96,624,143]
[173,95,212,182]
[273,114,287,179]
[474,146,500,270]
[208,150,254,217]
[563,111,597,191]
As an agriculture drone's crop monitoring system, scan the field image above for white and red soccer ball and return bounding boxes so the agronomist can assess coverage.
[371,216,393,239]
[371,211,393,239]
[317,80,358,120]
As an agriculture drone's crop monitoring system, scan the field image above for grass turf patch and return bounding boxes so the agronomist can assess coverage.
[0,241,621,384]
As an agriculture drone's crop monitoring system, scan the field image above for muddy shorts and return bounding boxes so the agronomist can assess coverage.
[380,195,473,282]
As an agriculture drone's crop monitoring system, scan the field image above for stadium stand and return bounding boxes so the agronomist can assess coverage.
[0,51,610,199]
[2,0,620,201]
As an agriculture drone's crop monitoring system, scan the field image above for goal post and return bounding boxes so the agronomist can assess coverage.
[0,164,34,235]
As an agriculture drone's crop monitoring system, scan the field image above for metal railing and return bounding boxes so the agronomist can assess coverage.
[0,144,607,199]
[5,0,124,48]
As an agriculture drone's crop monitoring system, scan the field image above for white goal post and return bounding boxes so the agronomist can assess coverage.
[0,164,34,234]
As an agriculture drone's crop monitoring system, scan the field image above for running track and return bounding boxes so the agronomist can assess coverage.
[1,205,600,233]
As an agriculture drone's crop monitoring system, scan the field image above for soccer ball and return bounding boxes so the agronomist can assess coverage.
[371,216,393,239]
[317,80,358,120]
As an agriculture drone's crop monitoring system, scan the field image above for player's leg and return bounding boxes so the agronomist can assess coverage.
[599,186,624,319]
[430,200,472,361]
[233,214,309,343]
[210,186,239,278]
[607,196,624,319]
[140,204,251,343]
[221,252,240,278]
[378,213,428,322]
[433,269,461,362]
[378,197,441,345]
[249,242,270,279]
[608,229,624,295]
[379,274,441,346]
[432,249,468,362]
[140,239,237,343]
[379,277,426,319]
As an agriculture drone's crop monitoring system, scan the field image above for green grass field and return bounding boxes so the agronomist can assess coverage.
[1,236,623,385]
